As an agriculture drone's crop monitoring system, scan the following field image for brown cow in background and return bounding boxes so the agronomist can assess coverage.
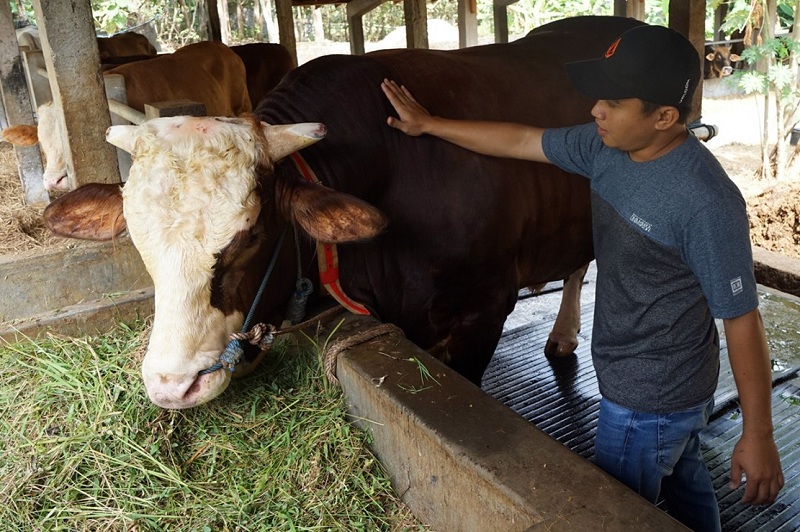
[3,41,251,191]
[96,32,158,60]
[231,43,295,107]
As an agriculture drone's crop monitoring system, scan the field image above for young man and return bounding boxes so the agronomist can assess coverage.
[381,24,783,530]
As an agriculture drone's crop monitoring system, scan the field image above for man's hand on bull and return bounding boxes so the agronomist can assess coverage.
[382,79,433,136]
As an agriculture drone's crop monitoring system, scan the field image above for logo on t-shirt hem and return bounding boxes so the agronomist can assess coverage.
[730,276,743,296]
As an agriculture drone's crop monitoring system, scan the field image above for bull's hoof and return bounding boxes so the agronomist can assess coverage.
[544,337,578,358]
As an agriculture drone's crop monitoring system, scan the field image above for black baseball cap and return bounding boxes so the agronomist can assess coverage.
[566,24,701,108]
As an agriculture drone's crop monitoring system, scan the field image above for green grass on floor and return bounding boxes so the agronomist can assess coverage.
[0,321,425,531]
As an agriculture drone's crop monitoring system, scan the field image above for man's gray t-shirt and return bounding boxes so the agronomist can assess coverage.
[542,123,758,413]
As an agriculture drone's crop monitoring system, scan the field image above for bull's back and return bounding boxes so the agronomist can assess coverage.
[260,17,641,282]
[107,41,251,116]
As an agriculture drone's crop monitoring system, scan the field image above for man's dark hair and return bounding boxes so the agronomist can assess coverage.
[641,100,690,124]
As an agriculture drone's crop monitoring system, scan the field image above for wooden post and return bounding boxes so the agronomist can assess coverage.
[404,0,428,49]
[21,50,52,109]
[31,0,121,190]
[206,0,223,42]
[349,15,365,55]
[347,0,385,55]
[275,0,298,65]
[669,0,707,123]
[0,0,48,204]
[458,0,478,48]
[493,0,517,44]
[627,0,646,20]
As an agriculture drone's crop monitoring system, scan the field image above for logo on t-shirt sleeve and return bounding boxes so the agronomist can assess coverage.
[730,276,743,296]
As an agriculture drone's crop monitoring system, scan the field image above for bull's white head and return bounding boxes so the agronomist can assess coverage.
[107,115,326,409]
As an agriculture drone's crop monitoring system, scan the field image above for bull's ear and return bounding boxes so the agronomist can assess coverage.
[105,124,139,153]
[730,53,741,62]
[2,124,39,147]
[260,122,326,161]
[286,180,387,243]
[43,183,126,241]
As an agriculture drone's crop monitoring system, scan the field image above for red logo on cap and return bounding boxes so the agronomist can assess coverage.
[605,37,621,58]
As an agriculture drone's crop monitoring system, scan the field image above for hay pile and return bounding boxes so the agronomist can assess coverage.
[0,143,67,256]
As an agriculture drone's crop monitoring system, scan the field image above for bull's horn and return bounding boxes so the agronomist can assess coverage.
[105,124,139,153]
[261,122,327,161]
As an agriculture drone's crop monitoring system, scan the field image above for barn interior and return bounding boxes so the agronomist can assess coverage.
[1,0,800,530]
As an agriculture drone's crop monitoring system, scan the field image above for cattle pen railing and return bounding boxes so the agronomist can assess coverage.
[21,48,207,180]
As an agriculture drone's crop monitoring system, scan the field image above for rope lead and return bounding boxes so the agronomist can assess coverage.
[286,277,314,324]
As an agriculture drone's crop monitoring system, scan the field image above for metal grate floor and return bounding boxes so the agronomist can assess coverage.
[483,286,800,531]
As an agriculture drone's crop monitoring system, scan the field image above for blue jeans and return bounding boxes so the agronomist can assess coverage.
[594,397,721,532]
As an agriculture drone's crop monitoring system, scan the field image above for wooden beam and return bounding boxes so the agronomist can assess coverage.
[347,0,385,18]
[0,1,47,204]
[31,0,121,190]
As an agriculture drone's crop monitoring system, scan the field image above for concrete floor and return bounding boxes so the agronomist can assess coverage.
[484,261,800,530]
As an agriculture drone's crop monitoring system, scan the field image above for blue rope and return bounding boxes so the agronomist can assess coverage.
[198,227,287,375]
[286,277,313,324]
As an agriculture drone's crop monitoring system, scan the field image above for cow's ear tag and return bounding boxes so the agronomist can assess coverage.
[106,125,139,153]
[260,122,327,161]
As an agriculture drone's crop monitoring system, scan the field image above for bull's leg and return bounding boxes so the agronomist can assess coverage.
[437,302,513,386]
[544,263,589,358]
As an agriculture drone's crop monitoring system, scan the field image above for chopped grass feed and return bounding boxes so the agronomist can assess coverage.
[0,321,425,530]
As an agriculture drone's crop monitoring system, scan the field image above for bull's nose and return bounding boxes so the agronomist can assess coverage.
[143,370,229,409]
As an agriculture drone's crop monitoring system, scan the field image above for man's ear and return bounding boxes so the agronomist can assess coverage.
[654,106,681,130]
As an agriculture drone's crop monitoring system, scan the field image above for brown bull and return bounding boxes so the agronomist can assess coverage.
[45,16,643,409]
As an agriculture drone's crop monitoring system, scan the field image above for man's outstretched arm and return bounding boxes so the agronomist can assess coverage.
[381,79,550,162]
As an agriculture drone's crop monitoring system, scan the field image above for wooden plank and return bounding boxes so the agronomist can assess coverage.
[144,100,206,119]
[0,238,151,323]
[31,0,121,189]
[0,1,48,204]
[103,73,134,179]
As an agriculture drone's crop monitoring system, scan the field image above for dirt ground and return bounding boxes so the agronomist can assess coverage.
[701,83,800,261]
[0,84,798,261]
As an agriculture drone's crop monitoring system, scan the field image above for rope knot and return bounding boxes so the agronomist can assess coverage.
[219,339,244,371]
